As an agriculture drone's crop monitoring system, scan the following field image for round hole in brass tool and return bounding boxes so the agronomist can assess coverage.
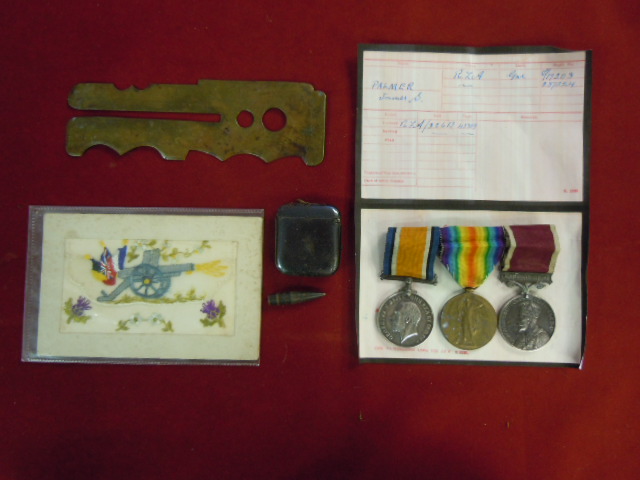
[236,110,254,128]
[262,108,287,131]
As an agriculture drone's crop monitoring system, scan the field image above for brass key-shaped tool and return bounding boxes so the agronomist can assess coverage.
[67,80,326,166]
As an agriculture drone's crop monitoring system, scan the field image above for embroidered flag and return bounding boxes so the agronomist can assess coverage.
[117,244,128,270]
[89,246,118,285]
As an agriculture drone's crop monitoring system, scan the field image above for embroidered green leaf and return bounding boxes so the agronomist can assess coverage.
[128,245,140,262]
[217,301,227,328]
[108,291,205,305]
[116,315,174,333]
[64,298,74,318]
[162,321,174,333]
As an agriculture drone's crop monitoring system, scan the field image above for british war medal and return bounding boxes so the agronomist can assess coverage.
[376,227,439,347]
[438,226,506,350]
[498,224,560,350]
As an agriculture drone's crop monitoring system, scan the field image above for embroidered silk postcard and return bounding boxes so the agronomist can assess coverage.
[23,207,264,365]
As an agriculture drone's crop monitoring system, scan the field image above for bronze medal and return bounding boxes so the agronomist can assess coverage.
[439,290,497,350]
[438,226,506,350]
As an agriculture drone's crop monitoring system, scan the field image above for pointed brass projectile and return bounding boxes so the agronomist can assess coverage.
[268,291,326,306]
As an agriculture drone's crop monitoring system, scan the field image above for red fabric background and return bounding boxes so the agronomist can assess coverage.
[1,1,639,479]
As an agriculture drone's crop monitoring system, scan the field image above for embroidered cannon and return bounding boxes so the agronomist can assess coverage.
[97,248,194,302]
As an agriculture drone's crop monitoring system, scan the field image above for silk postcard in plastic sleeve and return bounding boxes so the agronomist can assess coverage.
[23,206,264,365]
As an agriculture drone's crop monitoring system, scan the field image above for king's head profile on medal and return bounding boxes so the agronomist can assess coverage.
[515,301,551,349]
[376,226,439,348]
[499,293,556,351]
[498,224,559,351]
[390,300,423,346]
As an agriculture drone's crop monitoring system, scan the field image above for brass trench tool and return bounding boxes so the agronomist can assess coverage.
[66,80,327,166]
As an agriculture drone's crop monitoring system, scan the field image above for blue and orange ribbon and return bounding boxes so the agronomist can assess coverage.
[382,226,440,283]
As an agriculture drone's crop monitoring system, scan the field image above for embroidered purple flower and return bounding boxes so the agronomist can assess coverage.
[199,299,226,328]
[200,299,221,319]
[72,296,92,317]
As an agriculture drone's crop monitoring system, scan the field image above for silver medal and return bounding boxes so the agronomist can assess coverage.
[377,280,433,347]
[498,295,555,351]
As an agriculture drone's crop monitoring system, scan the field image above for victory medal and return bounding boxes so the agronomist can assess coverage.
[376,227,439,347]
[498,225,560,351]
[438,226,506,350]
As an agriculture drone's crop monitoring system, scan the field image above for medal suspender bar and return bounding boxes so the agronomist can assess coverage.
[498,224,561,351]
[438,226,506,351]
[376,227,439,348]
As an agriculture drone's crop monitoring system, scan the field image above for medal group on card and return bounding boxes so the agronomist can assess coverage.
[377,224,559,352]
[22,44,589,367]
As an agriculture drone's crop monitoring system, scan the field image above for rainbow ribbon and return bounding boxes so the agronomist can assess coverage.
[439,226,506,289]
[382,226,440,283]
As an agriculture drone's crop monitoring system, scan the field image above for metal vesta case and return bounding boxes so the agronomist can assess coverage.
[275,202,341,276]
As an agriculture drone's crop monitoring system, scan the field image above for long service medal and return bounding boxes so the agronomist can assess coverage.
[498,224,560,351]
[376,227,439,347]
[438,226,506,350]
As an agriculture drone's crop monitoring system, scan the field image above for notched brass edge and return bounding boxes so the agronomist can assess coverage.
[67,80,327,165]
